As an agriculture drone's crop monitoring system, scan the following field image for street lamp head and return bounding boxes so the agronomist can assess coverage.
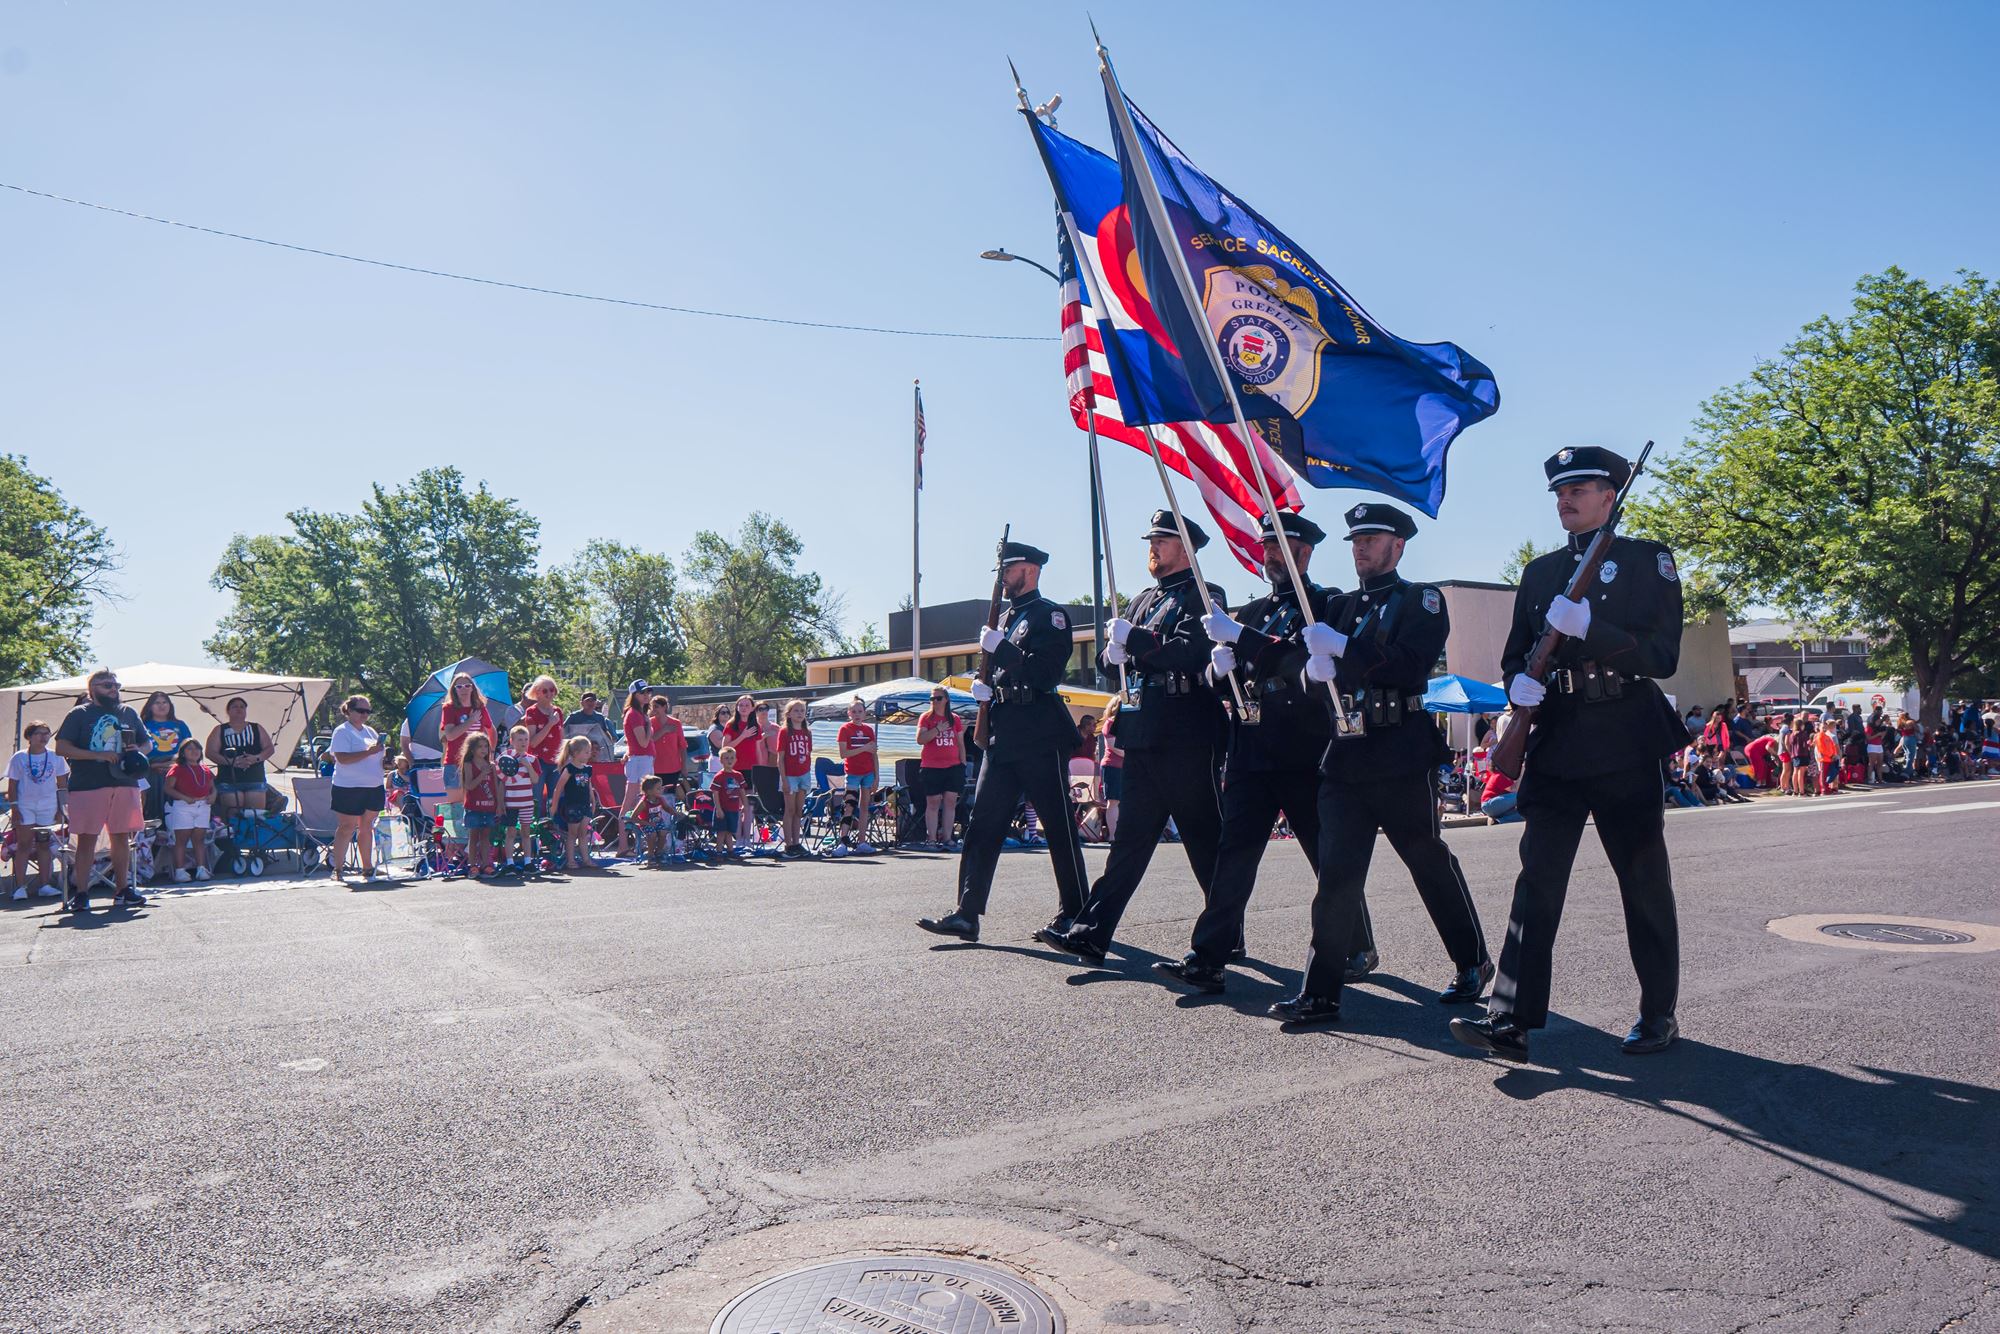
[980,249,1016,262]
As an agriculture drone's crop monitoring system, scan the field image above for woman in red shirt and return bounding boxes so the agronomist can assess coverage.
[722,695,779,830]
[439,673,495,798]
[648,695,687,787]
[916,688,966,850]
[776,699,815,858]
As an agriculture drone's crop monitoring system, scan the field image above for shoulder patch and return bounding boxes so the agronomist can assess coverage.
[1421,588,1441,614]
[1657,551,1679,582]
[1050,609,1067,630]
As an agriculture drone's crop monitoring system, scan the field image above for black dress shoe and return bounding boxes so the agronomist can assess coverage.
[1342,949,1379,984]
[1267,993,1341,1026]
[1152,956,1226,994]
[1448,1013,1529,1062]
[1620,1014,1678,1054]
[1438,959,1495,1005]
[1030,919,1073,949]
[1229,943,1248,961]
[1050,930,1107,963]
[916,911,979,942]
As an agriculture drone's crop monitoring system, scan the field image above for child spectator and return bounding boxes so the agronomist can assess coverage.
[1814,720,1842,793]
[5,721,68,899]
[163,738,215,881]
[459,733,502,876]
[917,689,965,850]
[547,736,597,870]
[712,746,749,855]
[496,724,539,870]
[618,682,656,856]
[777,699,814,858]
[834,698,879,856]
[630,774,675,864]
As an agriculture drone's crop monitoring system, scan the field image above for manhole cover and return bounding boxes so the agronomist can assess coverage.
[1818,922,1975,945]
[711,1256,1063,1333]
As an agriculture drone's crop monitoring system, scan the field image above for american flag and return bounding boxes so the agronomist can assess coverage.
[1056,211,1300,575]
[913,382,926,491]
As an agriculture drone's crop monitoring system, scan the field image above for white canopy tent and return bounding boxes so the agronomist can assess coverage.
[0,663,334,768]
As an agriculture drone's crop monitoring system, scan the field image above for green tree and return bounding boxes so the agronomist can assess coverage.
[678,513,844,686]
[549,539,685,695]
[0,455,119,683]
[1628,268,2000,726]
[208,468,557,709]
[1498,538,1554,586]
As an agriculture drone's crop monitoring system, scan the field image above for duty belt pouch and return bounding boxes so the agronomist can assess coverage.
[1335,694,1368,739]
[1580,666,1623,703]
[1366,690,1404,728]
[1232,698,1262,726]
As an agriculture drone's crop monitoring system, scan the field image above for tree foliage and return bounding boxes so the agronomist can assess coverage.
[678,513,844,687]
[0,455,119,684]
[208,468,556,709]
[1498,538,1555,586]
[548,539,685,696]
[1628,268,2000,725]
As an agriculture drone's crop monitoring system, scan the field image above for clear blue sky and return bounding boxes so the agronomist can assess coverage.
[5,2,1996,672]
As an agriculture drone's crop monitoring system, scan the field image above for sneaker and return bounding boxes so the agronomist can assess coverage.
[9,887,23,902]
[173,868,192,884]
[854,842,877,855]
[194,866,212,881]
[827,844,850,859]
[36,884,60,898]
[946,839,963,853]
[116,889,148,908]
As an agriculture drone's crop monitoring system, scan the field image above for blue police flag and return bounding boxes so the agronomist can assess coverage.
[1099,72,1500,518]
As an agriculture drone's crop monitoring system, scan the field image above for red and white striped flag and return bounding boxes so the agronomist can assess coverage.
[1057,212,1301,575]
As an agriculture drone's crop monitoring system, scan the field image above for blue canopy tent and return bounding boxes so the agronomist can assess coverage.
[1424,674,1507,715]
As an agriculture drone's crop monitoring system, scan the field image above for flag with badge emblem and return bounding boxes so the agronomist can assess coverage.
[1097,64,1500,518]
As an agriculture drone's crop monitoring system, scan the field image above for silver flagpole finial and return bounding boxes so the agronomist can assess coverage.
[1008,57,1031,112]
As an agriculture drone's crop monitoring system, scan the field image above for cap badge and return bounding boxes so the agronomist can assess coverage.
[1557,448,1574,464]
[1352,505,1366,519]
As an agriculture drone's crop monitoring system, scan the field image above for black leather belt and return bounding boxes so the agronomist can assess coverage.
[993,686,1056,705]
[1548,663,1641,700]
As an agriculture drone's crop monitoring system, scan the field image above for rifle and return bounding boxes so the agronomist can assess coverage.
[971,524,1012,751]
[1490,441,1655,781]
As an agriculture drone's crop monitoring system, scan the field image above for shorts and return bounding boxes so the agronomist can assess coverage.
[463,810,496,829]
[165,799,212,832]
[718,810,741,836]
[216,780,263,796]
[782,773,813,794]
[331,785,386,816]
[555,803,591,830]
[441,763,462,792]
[67,787,144,837]
[845,772,876,792]
[625,755,655,784]
[11,797,59,828]
[1102,766,1124,801]
[920,764,963,798]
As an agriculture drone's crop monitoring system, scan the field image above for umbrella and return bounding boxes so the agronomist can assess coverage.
[1423,674,1508,715]
[404,657,517,750]
[808,677,976,724]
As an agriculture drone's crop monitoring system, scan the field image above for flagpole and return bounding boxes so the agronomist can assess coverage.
[1084,406,1128,695]
[1096,36,1317,629]
[911,379,923,680]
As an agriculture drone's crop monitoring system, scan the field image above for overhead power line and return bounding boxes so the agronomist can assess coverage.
[0,182,1057,343]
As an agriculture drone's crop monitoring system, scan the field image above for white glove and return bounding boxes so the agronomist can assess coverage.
[1546,594,1591,638]
[1302,622,1348,658]
[1305,653,1337,684]
[1508,674,1546,707]
[1108,616,1134,647]
[1203,610,1243,644]
[1103,642,1129,666]
[978,625,1005,653]
[1209,645,1236,676]
[970,681,993,703]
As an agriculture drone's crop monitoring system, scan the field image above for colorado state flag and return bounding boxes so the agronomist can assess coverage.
[1103,81,1500,518]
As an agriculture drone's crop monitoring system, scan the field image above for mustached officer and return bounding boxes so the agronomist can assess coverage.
[918,540,1089,943]
[1452,447,1686,1062]
[1154,511,1377,994]
[1046,512,1227,962]
[1268,503,1493,1027]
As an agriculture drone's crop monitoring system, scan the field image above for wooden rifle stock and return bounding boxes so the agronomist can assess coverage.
[1490,441,1655,781]
[971,524,1011,751]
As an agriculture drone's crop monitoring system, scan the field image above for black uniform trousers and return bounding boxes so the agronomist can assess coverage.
[1070,744,1222,950]
[1189,766,1376,968]
[1302,770,1489,998]
[1490,760,1678,1029]
[956,745,1088,923]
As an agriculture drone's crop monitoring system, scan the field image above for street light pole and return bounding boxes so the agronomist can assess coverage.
[980,246,1109,688]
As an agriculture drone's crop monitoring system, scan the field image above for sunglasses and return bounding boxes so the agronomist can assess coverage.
[349,706,371,714]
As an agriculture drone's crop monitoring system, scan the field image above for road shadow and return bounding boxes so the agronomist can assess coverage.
[1488,1032,1999,1260]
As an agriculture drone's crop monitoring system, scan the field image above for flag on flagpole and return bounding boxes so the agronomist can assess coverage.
[1032,117,1300,575]
[1097,76,1500,518]
[913,384,926,490]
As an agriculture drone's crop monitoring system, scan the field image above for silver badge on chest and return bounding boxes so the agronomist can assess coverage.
[1599,560,1618,584]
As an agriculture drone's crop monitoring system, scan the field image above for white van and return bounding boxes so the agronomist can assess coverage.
[1807,679,1920,718]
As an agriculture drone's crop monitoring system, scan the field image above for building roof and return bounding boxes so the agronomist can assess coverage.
[1728,618,1872,647]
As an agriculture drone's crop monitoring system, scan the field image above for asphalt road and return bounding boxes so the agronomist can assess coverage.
[3,779,1996,1333]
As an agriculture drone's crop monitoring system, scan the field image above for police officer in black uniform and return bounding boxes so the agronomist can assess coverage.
[1268,503,1493,1027]
[1046,512,1227,962]
[918,540,1089,943]
[1153,511,1378,993]
[1451,447,1686,1061]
